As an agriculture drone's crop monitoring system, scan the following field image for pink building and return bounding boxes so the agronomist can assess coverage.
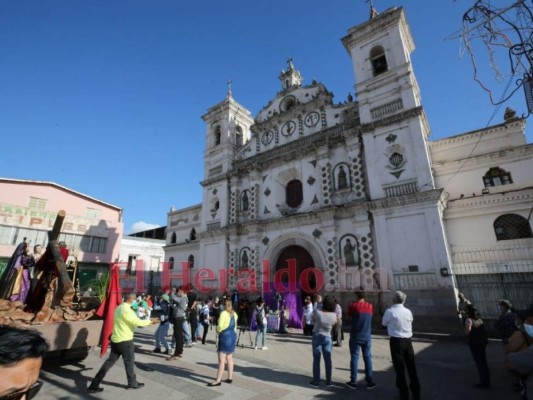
[0,178,123,289]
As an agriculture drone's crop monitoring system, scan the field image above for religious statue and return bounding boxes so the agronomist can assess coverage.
[241,250,249,268]
[338,165,348,190]
[242,191,249,211]
[344,238,358,267]
[0,240,33,304]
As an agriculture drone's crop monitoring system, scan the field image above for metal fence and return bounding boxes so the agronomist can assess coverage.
[452,242,533,319]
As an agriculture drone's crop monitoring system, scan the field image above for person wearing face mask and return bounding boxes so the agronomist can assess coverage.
[506,308,533,354]
[506,307,533,399]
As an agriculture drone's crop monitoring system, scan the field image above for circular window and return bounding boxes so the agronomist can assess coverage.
[389,152,404,167]
[280,95,297,112]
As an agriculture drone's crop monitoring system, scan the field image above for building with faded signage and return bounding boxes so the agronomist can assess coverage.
[0,178,124,290]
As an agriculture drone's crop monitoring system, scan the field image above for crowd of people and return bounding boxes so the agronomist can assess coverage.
[2,286,532,399]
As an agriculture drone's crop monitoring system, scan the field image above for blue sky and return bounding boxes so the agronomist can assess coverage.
[1,1,530,233]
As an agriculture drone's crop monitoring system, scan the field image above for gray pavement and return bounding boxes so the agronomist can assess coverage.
[38,324,518,400]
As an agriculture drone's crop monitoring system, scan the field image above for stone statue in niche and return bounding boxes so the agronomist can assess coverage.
[242,191,249,211]
[343,238,358,267]
[241,250,249,268]
[337,165,348,190]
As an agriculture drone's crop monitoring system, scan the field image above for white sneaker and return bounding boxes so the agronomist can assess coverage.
[262,347,268,350]
[254,346,258,350]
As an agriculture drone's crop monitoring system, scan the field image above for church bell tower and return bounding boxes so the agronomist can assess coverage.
[342,6,434,199]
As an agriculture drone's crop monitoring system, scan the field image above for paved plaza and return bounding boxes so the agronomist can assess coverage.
[39,324,517,400]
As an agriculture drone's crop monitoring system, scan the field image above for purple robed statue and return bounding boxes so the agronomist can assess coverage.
[0,240,33,304]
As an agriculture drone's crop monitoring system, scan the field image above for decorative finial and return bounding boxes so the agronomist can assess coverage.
[227,79,233,98]
[504,107,517,121]
[366,0,379,19]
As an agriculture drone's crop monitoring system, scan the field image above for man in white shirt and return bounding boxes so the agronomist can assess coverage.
[382,291,420,400]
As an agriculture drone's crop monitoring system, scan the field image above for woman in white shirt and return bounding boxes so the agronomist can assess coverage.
[309,295,337,388]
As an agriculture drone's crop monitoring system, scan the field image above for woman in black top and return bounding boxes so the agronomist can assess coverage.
[464,305,491,389]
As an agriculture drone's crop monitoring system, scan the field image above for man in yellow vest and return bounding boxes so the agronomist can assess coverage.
[88,292,157,393]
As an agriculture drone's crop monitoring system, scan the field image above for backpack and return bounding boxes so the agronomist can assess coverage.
[256,307,265,327]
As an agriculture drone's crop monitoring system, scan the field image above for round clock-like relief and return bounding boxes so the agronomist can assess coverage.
[304,111,320,127]
[281,120,297,137]
[261,130,274,145]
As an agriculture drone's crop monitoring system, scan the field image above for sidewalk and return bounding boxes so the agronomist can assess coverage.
[38,324,517,400]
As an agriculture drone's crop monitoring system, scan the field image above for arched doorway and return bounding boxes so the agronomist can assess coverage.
[275,245,316,299]
[271,245,317,329]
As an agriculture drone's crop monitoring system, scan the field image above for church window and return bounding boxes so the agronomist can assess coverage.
[189,228,196,241]
[280,95,296,112]
[236,126,243,146]
[214,201,220,211]
[188,254,195,268]
[170,232,176,244]
[286,180,303,208]
[493,214,532,241]
[214,126,221,146]
[168,257,174,270]
[483,167,512,187]
[370,46,388,76]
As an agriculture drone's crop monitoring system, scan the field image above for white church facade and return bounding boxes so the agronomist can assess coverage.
[164,7,461,328]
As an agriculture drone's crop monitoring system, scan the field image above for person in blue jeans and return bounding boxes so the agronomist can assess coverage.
[153,294,171,354]
[346,292,376,390]
[254,299,268,350]
[309,295,338,387]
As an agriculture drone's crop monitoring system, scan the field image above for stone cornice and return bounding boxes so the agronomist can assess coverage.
[163,241,200,251]
[432,143,533,173]
[220,189,443,235]
[365,189,444,213]
[197,228,228,241]
[342,7,413,54]
[202,96,252,122]
[445,189,533,215]
[200,173,230,187]
[168,204,202,217]
[429,118,526,149]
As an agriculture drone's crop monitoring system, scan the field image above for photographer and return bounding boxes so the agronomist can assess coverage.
[167,286,188,361]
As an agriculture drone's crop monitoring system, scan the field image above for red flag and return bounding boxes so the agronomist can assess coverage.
[96,264,122,357]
